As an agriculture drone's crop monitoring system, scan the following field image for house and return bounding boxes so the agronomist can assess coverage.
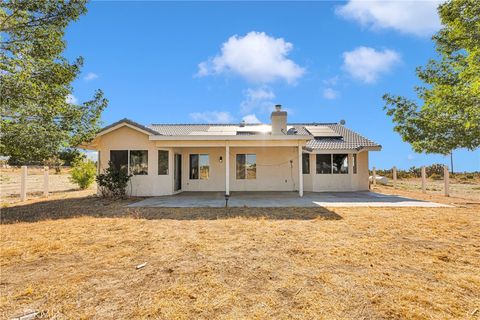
[83,105,381,197]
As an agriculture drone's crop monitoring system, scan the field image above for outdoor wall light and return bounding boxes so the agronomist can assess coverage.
[219,156,223,163]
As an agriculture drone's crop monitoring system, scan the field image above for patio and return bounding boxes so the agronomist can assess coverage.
[128,191,452,208]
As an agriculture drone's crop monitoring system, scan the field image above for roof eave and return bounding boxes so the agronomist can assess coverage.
[149,135,313,141]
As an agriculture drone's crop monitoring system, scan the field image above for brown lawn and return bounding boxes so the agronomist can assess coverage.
[1,187,479,319]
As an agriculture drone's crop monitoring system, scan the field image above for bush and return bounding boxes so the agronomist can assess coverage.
[96,161,132,198]
[429,173,443,180]
[426,164,444,177]
[70,159,97,189]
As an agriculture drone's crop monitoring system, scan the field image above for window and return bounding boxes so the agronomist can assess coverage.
[130,150,148,175]
[158,150,169,175]
[236,154,256,179]
[110,150,128,172]
[316,154,332,174]
[190,154,209,180]
[332,154,348,174]
[302,153,310,174]
[353,154,357,174]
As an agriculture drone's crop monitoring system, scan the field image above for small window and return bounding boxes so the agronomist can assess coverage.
[302,153,310,174]
[190,154,209,180]
[316,154,332,174]
[110,150,128,172]
[353,154,357,174]
[236,154,256,179]
[333,154,348,174]
[130,150,148,175]
[158,150,169,175]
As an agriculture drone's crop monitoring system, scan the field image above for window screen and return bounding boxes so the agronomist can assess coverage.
[236,154,256,179]
[190,154,209,180]
[332,154,348,174]
[316,154,332,174]
[130,150,148,175]
[110,150,128,172]
[302,153,310,174]
[353,154,357,174]
[158,150,169,175]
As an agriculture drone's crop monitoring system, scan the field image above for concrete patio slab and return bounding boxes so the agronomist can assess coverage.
[128,191,452,208]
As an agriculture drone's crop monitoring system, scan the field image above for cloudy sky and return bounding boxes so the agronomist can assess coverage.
[65,1,479,171]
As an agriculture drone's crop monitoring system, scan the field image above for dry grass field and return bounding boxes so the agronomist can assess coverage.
[1,185,480,319]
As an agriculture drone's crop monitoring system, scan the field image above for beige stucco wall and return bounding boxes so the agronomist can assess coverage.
[303,151,370,192]
[95,125,371,196]
[97,126,173,196]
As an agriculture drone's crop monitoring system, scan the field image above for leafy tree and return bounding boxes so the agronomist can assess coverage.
[59,148,86,166]
[0,0,108,164]
[70,158,96,189]
[383,0,480,160]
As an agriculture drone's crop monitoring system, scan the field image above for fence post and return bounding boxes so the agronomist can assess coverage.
[43,166,49,197]
[20,165,27,201]
[444,165,449,197]
[393,166,397,189]
[421,166,426,193]
[372,167,376,187]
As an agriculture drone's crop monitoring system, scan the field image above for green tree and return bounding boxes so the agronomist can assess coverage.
[0,0,108,164]
[383,0,480,162]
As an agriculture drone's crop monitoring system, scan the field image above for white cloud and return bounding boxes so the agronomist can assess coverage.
[322,76,339,86]
[323,88,339,100]
[84,72,99,81]
[240,87,276,114]
[336,0,442,37]
[189,111,234,124]
[342,47,401,83]
[65,94,78,104]
[197,31,305,84]
[407,154,415,161]
[242,114,261,124]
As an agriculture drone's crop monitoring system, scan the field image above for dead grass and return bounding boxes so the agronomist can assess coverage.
[1,191,479,319]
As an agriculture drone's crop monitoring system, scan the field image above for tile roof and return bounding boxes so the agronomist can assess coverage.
[99,119,381,151]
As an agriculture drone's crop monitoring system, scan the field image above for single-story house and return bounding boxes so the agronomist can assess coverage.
[83,105,381,197]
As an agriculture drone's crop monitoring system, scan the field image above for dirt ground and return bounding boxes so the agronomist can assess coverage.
[1,186,479,319]
[0,168,85,203]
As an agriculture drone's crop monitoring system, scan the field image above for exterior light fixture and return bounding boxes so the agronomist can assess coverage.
[219,156,223,163]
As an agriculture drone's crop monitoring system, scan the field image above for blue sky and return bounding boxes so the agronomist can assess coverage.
[65,1,479,172]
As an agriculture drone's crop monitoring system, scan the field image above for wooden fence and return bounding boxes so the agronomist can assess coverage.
[371,165,450,197]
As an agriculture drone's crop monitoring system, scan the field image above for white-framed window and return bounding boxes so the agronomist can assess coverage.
[352,154,357,174]
[316,154,348,174]
[236,154,256,179]
[110,150,148,175]
[190,154,209,180]
[158,150,169,175]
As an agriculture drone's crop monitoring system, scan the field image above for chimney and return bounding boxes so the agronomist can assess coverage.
[271,104,287,135]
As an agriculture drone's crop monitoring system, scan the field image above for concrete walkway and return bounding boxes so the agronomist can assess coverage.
[128,191,452,208]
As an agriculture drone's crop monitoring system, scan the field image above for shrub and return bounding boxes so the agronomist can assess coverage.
[426,164,444,177]
[96,161,132,198]
[70,159,97,189]
[430,173,443,180]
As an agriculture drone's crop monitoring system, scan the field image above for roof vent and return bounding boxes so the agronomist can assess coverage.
[239,120,246,127]
[340,119,346,125]
[275,104,282,111]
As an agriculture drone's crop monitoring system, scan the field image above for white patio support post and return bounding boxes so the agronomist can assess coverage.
[43,166,49,197]
[392,166,397,189]
[421,166,426,193]
[20,165,27,202]
[225,141,230,196]
[298,142,303,197]
[444,165,450,197]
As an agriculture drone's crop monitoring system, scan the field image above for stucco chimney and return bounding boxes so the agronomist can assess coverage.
[271,104,287,135]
